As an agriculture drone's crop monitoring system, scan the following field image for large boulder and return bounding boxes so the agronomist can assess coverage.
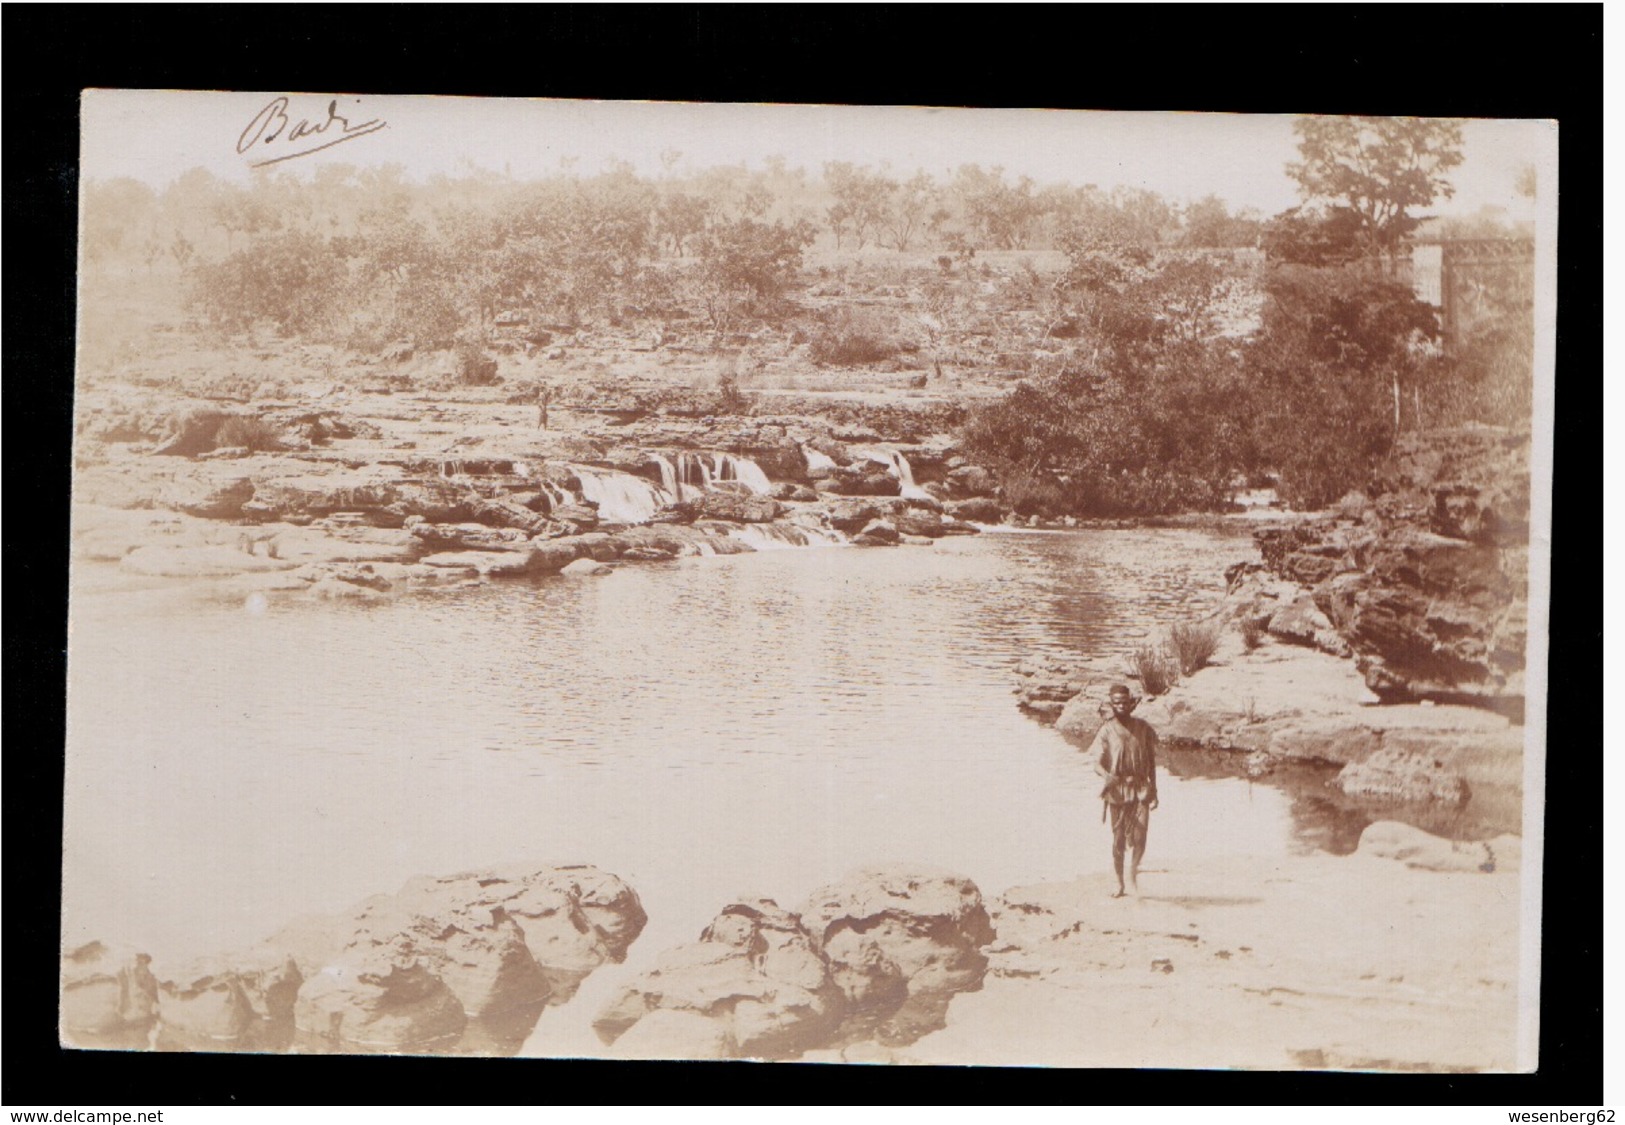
[60,942,158,1042]
[595,898,844,1059]
[945,497,1003,524]
[821,498,895,535]
[271,864,647,1046]
[1267,593,1350,657]
[153,955,297,1053]
[450,865,647,982]
[799,867,994,1046]
[944,464,997,498]
[894,508,945,539]
[293,947,468,1051]
[852,520,900,547]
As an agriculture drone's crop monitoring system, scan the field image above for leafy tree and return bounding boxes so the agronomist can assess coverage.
[689,216,815,341]
[1286,116,1465,253]
[656,192,711,257]
[823,162,893,250]
[880,171,936,251]
[190,229,348,336]
[1180,195,1262,248]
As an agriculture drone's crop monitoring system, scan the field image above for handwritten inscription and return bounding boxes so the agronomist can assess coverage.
[237,97,387,168]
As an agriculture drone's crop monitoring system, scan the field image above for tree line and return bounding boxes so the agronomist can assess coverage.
[82,117,1535,515]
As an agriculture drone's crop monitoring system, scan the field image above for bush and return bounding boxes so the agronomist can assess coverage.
[214,415,283,452]
[1130,644,1179,697]
[716,371,751,415]
[1168,620,1221,676]
[454,339,500,385]
[999,467,1070,520]
[1238,615,1267,651]
[807,308,902,366]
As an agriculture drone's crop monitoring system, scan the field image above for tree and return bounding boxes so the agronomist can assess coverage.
[823,162,893,250]
[689,216,815,342]
[1286,116,1465,253]
[880,171,935,251]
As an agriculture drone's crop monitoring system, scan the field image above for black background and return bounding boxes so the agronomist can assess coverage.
[3,3,1600,1107]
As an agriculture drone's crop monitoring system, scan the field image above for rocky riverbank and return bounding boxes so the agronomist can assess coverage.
[69,377,1026,602]
[1012,425,1531,840]
[62,826,1525,1070]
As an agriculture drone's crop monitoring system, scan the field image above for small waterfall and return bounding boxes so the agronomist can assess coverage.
[857,446,933,501]
[676,452,713,495]
[889,451,934,502]
[711,453,772,495]
[801,445,839,475]
[651,455,700,504]
[573,466,674,525]
[540,481,578,512]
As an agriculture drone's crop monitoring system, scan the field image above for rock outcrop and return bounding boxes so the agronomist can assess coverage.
[595,898,844,1059]
[595,867,994,1060]
[60,942,158,1046]
[271,864,647,1050]
[66,863,646,1056]
[800,867,995,1046]
[1254,427,1530,711]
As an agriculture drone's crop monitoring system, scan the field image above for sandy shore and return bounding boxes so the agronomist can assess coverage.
[880,849,1523,1072]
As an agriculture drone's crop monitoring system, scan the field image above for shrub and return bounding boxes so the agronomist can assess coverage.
[998,468,1070,520]
[1238,615,1266,651]
[1130,644,1178,697]
[807,308,902,366]
[716,371,751,415]
[214,415,283,452]
[1168,620,1221,676]
[454,339,500,385]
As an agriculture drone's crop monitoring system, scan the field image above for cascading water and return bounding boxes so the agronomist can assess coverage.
[572,466,674,525]
[801,445,839,476]
[710,454,772,495]
[857,446,934,502]
[889,451,934,502]
[725,523,842,551]
[540,481,578,512]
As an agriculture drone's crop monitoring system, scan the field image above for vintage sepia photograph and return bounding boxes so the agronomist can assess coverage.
[60,92,1554,1072]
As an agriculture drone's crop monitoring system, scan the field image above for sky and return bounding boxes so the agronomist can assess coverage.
[80,90,1554,219]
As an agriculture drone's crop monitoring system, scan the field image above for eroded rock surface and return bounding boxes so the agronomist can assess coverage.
[801,867,995,1046]
[596,867,993,1060]
[1254,427,1530,709]
[60,942,159,1046]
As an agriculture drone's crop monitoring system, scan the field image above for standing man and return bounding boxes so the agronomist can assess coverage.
[1090,684,1160,898]
[536,380,553,430]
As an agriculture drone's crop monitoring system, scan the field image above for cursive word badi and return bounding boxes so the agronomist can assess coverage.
[236,96,387,168]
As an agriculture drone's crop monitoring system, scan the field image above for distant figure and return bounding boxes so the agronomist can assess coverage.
[1089,684,1160,898]
[536,382,552,430]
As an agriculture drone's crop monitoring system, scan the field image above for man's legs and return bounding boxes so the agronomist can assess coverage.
[1109,804,1128,897]
[1126,802,1151,896]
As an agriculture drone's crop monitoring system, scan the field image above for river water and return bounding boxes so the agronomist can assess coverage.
[60,525,1471,1053]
